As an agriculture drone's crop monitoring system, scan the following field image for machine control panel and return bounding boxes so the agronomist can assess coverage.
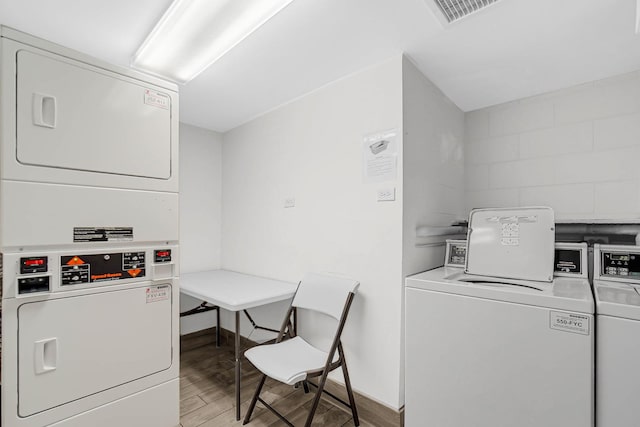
[554,249,582,274]
[601,251,640,278]
[61,251,146,286]
[20,256,48,274]
[18,276,50,294]
[445,240,467,267]
[154,249,172,263]
[445,240,586,276]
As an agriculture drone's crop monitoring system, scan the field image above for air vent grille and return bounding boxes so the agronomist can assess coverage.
[433,0,500,23]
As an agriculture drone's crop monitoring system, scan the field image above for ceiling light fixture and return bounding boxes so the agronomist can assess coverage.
[636,0,640,33]
[132,0,295,83]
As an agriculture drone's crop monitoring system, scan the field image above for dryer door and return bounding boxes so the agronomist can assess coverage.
[16,49,172,179]
[18,284,173,417]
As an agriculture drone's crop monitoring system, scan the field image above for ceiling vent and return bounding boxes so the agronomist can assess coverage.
[429,0,501,24]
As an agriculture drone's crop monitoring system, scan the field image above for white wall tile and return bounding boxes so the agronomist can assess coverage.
[465,70,640,220]
[594,71,640,116]
[465,110,489,141]
[489,100,554,136]
[520,184,594,214]
[519,122,592,159]
[489,159,555,189]
[553,84,599,125]
[555,73,640,125]
[554,148,639,184]
[465,164,489,191]
[594,112,640,151]
[594,181,639,215]
[465,135,519,164]
[466,189,519,211]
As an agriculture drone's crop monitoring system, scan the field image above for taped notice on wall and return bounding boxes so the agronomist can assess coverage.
[363,129,398,183]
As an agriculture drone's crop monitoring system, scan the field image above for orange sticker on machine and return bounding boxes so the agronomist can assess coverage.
[128,269,142,278]
[66,256,85,265]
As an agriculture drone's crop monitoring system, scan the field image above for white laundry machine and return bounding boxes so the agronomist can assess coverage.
[593,244,640,427]
[405,208,594,427]
[1,27,180,427]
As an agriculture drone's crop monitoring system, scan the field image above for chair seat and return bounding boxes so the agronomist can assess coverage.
[245,336,338,385]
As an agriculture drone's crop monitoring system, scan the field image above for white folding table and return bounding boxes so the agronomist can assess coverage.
[180,270,297,421]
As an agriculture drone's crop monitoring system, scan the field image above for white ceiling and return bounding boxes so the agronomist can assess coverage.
[1,0,640,132]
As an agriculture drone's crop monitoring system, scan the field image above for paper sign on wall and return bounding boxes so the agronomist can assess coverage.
[363,129,398,183]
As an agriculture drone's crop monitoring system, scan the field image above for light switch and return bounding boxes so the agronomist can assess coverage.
[377,188,395,202]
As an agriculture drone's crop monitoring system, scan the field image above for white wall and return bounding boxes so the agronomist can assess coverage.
[400,57,465,403]
[465,70,640,220]
[221,57,405,409]
[179,123,223,335]
[402,57,466,274]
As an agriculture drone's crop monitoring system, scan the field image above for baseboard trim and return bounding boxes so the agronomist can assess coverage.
[180,327,404,426]
[321,378,404,427]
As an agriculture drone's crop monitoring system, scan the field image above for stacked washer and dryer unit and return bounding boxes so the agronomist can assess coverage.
[0,27,180,427]
[405,207,596,426]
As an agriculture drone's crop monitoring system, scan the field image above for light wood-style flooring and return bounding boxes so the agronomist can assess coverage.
[179,329,375,427]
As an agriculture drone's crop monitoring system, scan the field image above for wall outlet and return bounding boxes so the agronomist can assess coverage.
[284,198,296,208]
[377,188,395,202]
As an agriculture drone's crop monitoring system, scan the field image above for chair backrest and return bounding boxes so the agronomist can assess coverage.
[292,273,359,320]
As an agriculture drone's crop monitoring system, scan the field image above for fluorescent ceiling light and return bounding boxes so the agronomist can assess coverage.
[636,0,640,33]
[132,0,294,83]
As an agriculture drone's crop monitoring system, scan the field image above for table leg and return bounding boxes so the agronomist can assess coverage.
[235,310,241,421]
[216,307,220,348]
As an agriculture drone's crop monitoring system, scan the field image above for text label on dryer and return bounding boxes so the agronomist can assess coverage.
[146,285,170,303]
[144,89,170,109]
[73,227,133,243]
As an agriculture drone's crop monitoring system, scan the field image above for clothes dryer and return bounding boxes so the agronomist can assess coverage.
[593,244,640,427]
[0,27,180,427]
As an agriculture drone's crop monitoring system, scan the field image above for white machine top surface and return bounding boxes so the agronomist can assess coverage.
[593,244,640,320]
[593,282,640,320]
[406,267,594,314]
[466,207,555,282]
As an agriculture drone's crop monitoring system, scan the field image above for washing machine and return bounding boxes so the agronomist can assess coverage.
[405,207,594,427]
[593,244,640,427]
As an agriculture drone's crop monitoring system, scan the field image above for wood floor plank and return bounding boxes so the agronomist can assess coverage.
[181,395,207,416]
[180,396,236,427]
[180,330,381,426]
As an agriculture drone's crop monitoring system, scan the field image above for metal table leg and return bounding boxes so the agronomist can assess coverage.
[216,307,220,348]
[235,310,241,421]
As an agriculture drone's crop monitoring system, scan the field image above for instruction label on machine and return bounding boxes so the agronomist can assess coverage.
[74,227,133,243]
[146,285,170,303]
[550,311,590,335]
[144,89,170,109]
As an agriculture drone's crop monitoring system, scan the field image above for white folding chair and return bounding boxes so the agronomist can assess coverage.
[243,273,360,426]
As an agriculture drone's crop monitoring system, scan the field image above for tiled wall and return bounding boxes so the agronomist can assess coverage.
[465,70,640,220]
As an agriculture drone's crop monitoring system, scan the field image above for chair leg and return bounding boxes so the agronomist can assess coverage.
[303,380,310,394]
[243,374,267,425]
[339,344,359,426]
[304,371,330,427]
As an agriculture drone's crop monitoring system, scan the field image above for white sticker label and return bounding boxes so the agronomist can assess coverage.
[550,311,590,335]
[144,89,170,109]
[500,223,520,246]
[146,285,170,303]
